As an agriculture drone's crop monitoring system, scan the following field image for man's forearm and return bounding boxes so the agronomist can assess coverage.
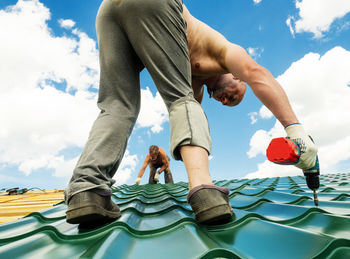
[158,165,167,174]
[137,168,146,178]
[248,67,298,127]
[224,45,298,127]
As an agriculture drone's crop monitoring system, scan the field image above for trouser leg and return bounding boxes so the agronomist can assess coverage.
[148,165,158,184]
[65,0,144,202]
[164,168,174,184]
[119,0,212,160]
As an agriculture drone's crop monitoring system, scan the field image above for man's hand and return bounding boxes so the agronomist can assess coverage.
[135,177,141,185]
[285,123,318,170]
[154,172,160,182]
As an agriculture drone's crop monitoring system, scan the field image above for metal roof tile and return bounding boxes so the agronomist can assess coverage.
[0,173,349,258]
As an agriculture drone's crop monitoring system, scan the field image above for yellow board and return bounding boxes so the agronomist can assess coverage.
[0,190,64,224]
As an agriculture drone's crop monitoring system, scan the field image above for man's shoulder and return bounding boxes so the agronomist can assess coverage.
[159,147,167,155]
[158,148,168,158]
[144,153,151,162]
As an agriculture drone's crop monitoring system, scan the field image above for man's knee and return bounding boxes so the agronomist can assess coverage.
[165,170,174,183]
[169,96,212,160]
[148,179,157,184]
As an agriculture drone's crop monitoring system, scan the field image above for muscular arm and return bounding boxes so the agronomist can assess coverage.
[223,44,298,126]
[157,148,169,174]
[137,155,150,178]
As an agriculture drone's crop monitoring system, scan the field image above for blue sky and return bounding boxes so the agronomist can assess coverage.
[1,0,350,190]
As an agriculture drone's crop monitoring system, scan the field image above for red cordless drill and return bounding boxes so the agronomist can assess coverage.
[266,137,320,206]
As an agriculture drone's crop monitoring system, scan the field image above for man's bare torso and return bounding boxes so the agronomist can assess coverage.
[149,152,163,166]
[183,6,230,76]
[182,5,230,100]
[149,147,168,167]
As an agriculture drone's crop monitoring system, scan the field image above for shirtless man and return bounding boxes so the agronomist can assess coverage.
[135,145,174,184]
[182,5,317,171]
[183,5,318,223]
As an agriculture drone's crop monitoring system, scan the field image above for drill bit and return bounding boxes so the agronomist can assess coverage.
[313,189,319,206]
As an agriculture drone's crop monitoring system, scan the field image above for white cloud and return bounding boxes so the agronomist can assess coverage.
[244,160,301,179]
[0,0,168,182]
[137,87,169,133]
[247,130,271,159]
[246,124,285,159]
[245,46,350,178]
[336,21,350,34]
[0,0,99,175]
[59,18,75,29]
[259,105,273,119]
[288,0,350,38]
[253,0,262,4]
[248,112,258,125]
[52,156,79,179]
[247,47,264,59]
[248,106,273,125]
[286,16,295,37]
[113,150,138,185]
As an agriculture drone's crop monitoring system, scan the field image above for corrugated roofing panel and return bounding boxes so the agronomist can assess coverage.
[0,190,64,224]
[0,173,349,258]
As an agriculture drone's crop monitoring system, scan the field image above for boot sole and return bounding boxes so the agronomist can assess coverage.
[66,204,121,224]
[196,204,233,225]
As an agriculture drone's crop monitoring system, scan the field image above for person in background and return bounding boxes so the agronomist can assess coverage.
[135,145,174,185]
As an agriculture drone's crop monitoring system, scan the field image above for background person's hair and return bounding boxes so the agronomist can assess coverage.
[149,145,159,153]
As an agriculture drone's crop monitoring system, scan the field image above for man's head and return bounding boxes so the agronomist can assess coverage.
[207,74,246,107]
[149,145,159,161]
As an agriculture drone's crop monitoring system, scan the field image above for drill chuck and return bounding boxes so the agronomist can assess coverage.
[303,156,320,206]
[303,171,320,190]
[303,155,320,190]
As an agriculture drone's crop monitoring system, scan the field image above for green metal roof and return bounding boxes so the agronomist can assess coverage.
[0,173,350,258]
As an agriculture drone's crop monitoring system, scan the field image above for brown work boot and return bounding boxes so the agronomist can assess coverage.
[187,185,233,225]
[66,191,121,225]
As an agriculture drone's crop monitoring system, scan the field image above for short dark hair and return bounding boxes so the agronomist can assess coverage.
[149,145,159,153]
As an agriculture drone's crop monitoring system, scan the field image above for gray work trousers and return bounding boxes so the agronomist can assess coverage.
[149,165,174,184]
[149,156,174,184]
[65,0,211,202]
